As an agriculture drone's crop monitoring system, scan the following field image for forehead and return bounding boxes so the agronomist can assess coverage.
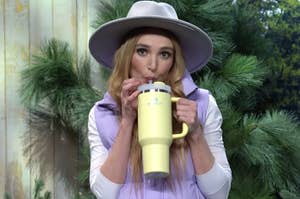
[136,33,173,47]
[123,27,177,44]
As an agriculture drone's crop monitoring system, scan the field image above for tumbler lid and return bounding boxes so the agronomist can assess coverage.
[138,81,171,93]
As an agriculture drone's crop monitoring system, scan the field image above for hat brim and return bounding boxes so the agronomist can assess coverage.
[89,16,213,73]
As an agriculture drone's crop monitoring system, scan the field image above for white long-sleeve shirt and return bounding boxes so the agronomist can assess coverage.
[88,94,232,199]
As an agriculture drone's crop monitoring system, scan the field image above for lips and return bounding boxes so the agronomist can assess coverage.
[145,77,156,83]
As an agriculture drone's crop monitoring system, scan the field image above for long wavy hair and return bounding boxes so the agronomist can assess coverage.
[108,28,188,188]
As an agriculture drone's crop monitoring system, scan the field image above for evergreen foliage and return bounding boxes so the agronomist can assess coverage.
[20,39,101,139]
[19,0,300,198]
[4,179,51,199]
[234,0,300,118]
[20,39,101,198]
[4,193,11,199]
[33,179,51,199]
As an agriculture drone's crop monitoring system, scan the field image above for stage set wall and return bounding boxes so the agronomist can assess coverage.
[0,0,104,198]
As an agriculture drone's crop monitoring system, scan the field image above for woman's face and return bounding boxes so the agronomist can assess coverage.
[130,33,174,82]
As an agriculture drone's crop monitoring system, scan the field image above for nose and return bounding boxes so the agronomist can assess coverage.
[147,55,158,72]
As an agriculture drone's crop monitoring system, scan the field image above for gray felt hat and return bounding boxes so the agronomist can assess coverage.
[89,1,213,73]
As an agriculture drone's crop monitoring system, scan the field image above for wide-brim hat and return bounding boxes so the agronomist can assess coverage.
[89,1,213,73]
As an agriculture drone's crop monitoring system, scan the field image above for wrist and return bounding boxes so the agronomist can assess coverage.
[187,129,205,145]
[120,117,135,129]
[187,125,204,142]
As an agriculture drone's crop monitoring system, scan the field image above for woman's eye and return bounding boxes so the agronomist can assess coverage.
[136,48,147,56]
[160,51,172,59]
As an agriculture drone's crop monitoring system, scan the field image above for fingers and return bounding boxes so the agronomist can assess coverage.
[121,78,144,115]
[175,98,199,127]
[121,78,143,98]
[127,90,140,109]
[176,99,197,116]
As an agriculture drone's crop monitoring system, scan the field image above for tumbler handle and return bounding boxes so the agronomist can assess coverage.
[171,97,189,139]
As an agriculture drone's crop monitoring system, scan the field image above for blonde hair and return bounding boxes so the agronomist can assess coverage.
[108,29,188,188]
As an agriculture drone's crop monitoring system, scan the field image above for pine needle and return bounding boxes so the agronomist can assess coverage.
[91,0,134,29]
[220,54,268,89]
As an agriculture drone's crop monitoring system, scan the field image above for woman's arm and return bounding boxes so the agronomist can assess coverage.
[176,95,232,199]
[89,78,142,199]
[194,95,231,199]
[88,107,123,199]
[100,117,134,182]
[88,107,136,199]
[100,78,141,183]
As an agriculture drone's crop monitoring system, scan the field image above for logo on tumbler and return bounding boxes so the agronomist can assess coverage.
[147,97,161,106]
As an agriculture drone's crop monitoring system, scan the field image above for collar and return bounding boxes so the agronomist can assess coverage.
[96,91,118,111]
[182,69,198,96]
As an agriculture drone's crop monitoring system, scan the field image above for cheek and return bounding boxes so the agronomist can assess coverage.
[130,55,145,77]
[130,67,140,78]
[160,60,173,74]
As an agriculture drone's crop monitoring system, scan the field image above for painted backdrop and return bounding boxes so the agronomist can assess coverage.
[0,0,104,198]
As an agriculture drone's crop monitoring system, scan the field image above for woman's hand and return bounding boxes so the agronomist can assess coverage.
[120,78,143,123]
[176,98,203,141]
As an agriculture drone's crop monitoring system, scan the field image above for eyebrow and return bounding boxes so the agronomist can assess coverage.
[135,44,174,51]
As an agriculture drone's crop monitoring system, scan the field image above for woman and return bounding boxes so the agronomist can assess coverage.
[88,1,232,199]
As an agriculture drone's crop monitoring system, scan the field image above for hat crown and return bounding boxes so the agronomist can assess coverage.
[127,1,178,19]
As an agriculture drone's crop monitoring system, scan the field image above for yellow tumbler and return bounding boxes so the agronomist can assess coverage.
[137,81,189,178]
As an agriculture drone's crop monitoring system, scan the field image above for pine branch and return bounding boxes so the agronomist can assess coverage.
[33,179,52,199]
[4,193,12,199]
[231,1,271,57]
[20,39,76,108]
[20,39,102,133]
[20,38,103,194]
[229,171,273,199]
[68,87,102,134]
[197,62,264,113]
[43,192,51,199]
[76,142,92,185]
[196,72,233,103]
[228,111,300,196]
[220,54,268,90]
[208,31,235,67]
[279,189,300,199]
[76,58,92,87]
[163,0,206,25]
[196,0,233,30]
[91,0,135,29]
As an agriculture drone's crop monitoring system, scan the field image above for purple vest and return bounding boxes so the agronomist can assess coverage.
[94,71,209,199]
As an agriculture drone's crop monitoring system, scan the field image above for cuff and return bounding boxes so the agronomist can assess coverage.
[91,169,123,199]
[195,161,230,196]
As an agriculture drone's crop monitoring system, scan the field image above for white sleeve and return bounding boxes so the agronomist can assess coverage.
[196,95,232,199]
[88,106,123,199]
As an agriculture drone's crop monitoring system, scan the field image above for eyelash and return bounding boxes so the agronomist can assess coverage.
[136,48,172,59]
[136,48,147,56]
[160,51,172,59]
